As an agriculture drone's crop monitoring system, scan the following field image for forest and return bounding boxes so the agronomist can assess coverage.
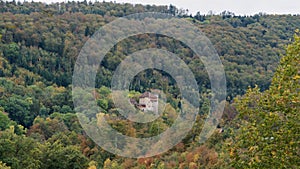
[0,1,299,168]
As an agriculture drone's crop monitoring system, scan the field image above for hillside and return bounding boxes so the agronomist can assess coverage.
[0,1,299,169]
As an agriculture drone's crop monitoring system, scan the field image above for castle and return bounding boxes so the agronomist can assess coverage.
[130,92,158,114]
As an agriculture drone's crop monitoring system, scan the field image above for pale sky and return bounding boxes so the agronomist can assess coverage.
[11,0,300,15]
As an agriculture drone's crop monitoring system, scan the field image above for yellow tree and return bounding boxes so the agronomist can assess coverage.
[228,32,300,168]
[0,161,11,169]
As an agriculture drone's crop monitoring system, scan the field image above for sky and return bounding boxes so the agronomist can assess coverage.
[11,0,300,15]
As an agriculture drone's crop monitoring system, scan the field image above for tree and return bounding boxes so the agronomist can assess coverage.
[0,126,42,169]
[41,140,89,169]
[0,109,11,130]
[227,32,300,168]
[0,161,11,169]
[2,43,20,64]
[4,95,35,128]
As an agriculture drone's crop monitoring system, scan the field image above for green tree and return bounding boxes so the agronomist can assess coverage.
[0,126,42,169]
[41,140,89,169]
[2,43,20,64]
[0,109,11,130]
[4,95,34,128]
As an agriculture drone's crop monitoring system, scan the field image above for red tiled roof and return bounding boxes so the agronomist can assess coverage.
[139,92,158,100]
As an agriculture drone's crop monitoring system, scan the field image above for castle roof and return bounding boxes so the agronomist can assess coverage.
[139,92,158,100]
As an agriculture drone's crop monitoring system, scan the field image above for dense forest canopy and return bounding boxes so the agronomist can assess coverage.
[0,1,299,168]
